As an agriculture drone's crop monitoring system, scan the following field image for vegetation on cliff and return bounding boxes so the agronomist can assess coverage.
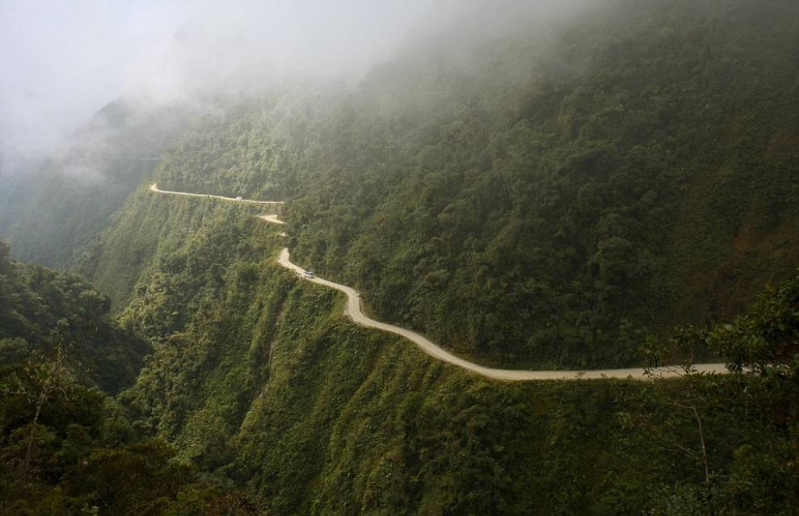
[0,99,192,269]
[107,196,798,514]
[80,0,799,369]
[0,240,265,514]
[0,239,149,393]
[1,0,797,513]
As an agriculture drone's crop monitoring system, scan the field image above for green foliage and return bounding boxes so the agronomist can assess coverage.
[13,0,796,513]
[641,271,799,515]
[103,186,798,514]
[0,240,150,393]
[0,99,193,269]
[281,0,799,368]
[653,270,799,375]
[0,354,263,515]
[706,271,799,372]
[78,0,799,370]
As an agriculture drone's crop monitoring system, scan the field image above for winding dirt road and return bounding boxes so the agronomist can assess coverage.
[151,184,730,381]
[150,183,284,206]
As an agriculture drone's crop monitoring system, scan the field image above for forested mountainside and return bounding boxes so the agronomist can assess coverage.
[285,0,799,369]
[0,240,267,513]
[0,98,191,268]
[0,239,149,393]
[2,0,798,513]
[84,0,799,368]
[4,203,797,514]
[72,184,799,514]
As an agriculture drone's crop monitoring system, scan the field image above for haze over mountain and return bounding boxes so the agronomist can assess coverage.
[1,0,535,176]
[1,0,797,514]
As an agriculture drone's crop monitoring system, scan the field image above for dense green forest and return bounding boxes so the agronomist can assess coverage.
[283,0,799,368]
[2,0,798,513]
[69,189,799,514]
[0,239,149,393]
[0,240,264,513]
[81,0,799,369]
[4,215,797,513]
[0,99,192,268]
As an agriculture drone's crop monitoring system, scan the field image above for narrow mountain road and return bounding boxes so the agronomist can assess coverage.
[277,248,728,381]
[150,183,284,206]
[151,184,730,381]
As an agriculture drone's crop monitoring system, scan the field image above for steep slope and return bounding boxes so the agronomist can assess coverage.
[0,98,192,269]
[79,180,279,311]
[284,0,799,368]
[98,190,797,514]
[89,0,799,369]
[0,240,149,393]
[56,0,799,513]
[0,247,267,512]
[148,183,730,379]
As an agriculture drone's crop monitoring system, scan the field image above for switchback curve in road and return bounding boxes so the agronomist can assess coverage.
[150,184,730,381]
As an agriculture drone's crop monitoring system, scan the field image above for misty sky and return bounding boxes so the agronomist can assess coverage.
[0,0,455,174]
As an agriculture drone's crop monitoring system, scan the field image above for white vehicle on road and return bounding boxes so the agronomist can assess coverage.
[303,270,315,279]
[235,195,243,201]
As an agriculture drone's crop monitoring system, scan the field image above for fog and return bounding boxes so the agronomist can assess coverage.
[0,0,597,176]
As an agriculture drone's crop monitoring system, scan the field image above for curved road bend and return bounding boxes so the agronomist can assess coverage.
[277,248,728,381]
[150,184,730,381]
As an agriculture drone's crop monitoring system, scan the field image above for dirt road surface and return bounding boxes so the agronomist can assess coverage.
[150,183,283,206]
[151,184,730,381]
[277,248,728,381]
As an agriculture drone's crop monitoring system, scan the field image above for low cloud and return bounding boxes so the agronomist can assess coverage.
[0,0,600,176]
